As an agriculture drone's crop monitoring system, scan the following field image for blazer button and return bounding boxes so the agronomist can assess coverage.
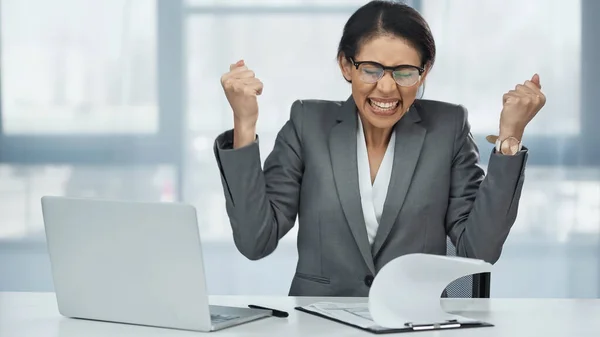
[364,275,374,287]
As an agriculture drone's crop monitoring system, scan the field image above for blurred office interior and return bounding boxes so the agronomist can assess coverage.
[1,0,599,298]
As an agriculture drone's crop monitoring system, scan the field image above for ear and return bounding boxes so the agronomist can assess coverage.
[419,62,432,85]
[416,63,432,99]
[338,54,353,83]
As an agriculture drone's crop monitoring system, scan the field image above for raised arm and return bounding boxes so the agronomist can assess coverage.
[213,60,305,260]
[446,74,545,263]
[445,105,527,263]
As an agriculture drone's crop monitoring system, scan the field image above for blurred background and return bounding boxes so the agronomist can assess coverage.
[1,0,599,298]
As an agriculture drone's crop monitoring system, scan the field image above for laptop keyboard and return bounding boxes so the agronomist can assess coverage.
[210,313,240,324]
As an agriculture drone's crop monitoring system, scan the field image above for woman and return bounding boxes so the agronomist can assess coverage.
[213,0,545,297]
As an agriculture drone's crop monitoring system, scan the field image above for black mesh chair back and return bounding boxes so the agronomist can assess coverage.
[444,236,491,298]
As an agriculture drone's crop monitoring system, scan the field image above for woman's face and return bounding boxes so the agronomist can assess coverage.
[340,35,428,130]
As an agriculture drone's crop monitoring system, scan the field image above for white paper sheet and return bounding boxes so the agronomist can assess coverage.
[298,254,492,331]
[300,302,377,329]
[368,253,492,328]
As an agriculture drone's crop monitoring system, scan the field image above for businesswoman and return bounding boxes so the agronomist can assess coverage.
[213,0,545,297]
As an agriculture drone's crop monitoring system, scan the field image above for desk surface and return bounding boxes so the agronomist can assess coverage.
[2,292,600,336]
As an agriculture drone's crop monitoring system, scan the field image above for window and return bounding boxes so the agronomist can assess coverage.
[0,0,182,240]
[2,0,158,135]
[422,0,581,136]
[3,0,599,298]
[0,164,176,240]
[0,0,180,165]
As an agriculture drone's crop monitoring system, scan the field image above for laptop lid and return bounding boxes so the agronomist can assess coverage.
[41,196,213,331]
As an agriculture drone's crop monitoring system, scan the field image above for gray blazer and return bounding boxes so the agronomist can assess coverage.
[213,96,527,297]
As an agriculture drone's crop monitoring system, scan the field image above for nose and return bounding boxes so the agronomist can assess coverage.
[376,71,397,93]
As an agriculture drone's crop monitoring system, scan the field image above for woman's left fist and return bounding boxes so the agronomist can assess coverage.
[499,74,546,139]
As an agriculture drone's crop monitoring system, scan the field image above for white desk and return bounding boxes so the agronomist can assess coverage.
[2,292,600,336]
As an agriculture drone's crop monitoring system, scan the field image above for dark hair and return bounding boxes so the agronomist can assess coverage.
[337,0,436,69]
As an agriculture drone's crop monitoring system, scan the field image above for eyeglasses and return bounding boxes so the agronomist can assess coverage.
[350,58,424,87]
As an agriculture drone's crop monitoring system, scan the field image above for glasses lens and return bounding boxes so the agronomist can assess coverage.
[358,63,383,83]
[393,68,420,86]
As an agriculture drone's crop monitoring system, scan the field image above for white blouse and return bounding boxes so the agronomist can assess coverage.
[356,116,396,245]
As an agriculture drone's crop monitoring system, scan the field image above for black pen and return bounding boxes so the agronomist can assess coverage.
[248,304,289,318]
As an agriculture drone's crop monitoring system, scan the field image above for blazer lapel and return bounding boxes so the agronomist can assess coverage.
[372,105,426,258]
[329,96,376,274]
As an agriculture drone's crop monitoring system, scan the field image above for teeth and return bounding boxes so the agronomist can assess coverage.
[369,99,399,110]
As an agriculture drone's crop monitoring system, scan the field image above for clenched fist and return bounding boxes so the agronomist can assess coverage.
[498,73,546,140]
[220,60,264,148]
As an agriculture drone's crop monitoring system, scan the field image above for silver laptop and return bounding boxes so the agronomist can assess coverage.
[41,196,271,332]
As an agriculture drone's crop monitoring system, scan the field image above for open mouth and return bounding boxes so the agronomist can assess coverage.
[368,98,400,115]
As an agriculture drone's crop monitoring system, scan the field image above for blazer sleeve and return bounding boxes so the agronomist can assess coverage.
[213,100,305,260]
[445,105,527,264]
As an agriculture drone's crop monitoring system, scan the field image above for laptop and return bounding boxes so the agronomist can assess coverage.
[41,196,271,332]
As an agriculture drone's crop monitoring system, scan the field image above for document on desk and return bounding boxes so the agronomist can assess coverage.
[297,301,484,333]
[297,302,396,332]
[295,253,495,334]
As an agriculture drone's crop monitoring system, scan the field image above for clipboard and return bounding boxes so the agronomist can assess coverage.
[293,254,496,333]
[295,303,493,334]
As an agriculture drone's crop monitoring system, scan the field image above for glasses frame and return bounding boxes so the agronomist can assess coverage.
[349,58,425,87]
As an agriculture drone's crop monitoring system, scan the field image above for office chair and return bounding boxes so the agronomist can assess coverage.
[443,236,491,298]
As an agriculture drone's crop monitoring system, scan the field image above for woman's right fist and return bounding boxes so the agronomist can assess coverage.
[220,60,263,127]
